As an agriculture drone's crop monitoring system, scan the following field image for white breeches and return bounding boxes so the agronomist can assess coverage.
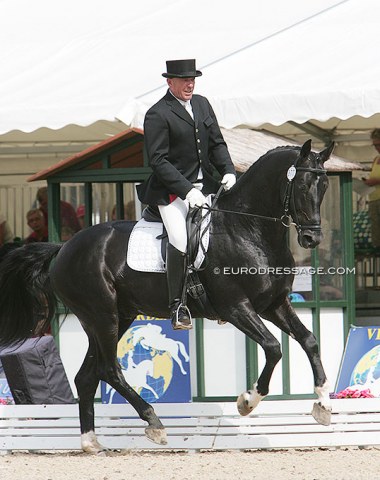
[158,197,189,253]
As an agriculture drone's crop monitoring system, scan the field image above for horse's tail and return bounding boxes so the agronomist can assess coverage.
[177,340,190,362]
[0,242,62,346]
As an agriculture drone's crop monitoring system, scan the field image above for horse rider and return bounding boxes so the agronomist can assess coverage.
[137,58,236,330]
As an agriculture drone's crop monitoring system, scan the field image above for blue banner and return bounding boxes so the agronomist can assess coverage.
[0,353,13,401]
[101,317,191,404]
[335,326,380,396]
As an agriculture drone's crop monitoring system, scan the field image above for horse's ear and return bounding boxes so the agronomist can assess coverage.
[319,142,335,163]
[300,139,312,158]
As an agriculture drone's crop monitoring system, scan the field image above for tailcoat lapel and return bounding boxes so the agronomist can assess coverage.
[165,93,194,126]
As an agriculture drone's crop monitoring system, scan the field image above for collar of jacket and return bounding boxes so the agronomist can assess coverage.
[164,90,198,127]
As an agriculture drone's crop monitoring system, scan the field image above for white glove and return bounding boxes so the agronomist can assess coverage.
[221,173,236,190]
[186,188,206,208]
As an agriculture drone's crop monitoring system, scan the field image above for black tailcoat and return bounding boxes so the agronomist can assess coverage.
[136,90,236,205]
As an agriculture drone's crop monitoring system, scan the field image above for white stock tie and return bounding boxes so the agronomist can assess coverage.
[184,101,194,120]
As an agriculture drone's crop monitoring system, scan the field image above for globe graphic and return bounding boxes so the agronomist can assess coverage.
[350,344,380,389]
[117,325,174,403]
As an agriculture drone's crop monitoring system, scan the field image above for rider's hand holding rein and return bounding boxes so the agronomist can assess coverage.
[186,187,206,208]
[222,173,236,190]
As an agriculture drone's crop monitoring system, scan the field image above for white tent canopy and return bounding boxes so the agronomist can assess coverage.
[0,0,379,163]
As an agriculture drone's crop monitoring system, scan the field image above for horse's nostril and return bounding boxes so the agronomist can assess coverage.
[299,231,322,249]
[304,235,313,243]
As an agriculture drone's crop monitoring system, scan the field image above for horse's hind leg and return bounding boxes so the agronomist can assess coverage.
[75,317,139,453]
[95,318,167,446]
[74,313,167,453]
[262,298,331,426]
[75,336,106,454]
[103,358,167,446]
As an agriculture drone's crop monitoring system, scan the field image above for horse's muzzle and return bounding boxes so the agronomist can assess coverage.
[298,228,323,249]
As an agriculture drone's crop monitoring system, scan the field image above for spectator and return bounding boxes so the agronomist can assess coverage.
[0,212,14,247]
[364,129,380,247]
[36,187,81,234]
[61,226,75,242]
[111,201,136,221]
[25,209,48,243]
[76,204,85,229]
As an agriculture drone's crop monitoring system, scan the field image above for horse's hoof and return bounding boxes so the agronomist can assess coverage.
[82,446,109,455]
[237,385,265,416]
[96,449,108,457]
[145,427,168,445]
[236,392,254,416]
[312,402,332,426]
[81,431,108,454]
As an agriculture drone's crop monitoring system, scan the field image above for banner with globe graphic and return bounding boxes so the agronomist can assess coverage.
[335,326,380,396]
[0,351,13,401]
[101,317,191,404]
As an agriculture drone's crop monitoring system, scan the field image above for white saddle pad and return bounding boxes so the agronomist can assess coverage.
[127,203,212,273]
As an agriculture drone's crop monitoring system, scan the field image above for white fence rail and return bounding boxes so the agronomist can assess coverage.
[0,399,379,453]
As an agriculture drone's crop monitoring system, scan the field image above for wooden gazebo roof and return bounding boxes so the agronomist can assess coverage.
[28,128,144,182]
[28,127,363,184]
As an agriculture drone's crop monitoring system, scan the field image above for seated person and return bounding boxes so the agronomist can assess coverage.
[111,201,136,221]
[36,187,81,234]
[76,204,85,229]
[0,212,14,247]
[25,209,48,243]
[61,226,74,242]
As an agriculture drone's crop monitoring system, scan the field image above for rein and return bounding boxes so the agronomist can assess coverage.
[188,154,326,272]
[201,159,327,231]
[203,204,286,225]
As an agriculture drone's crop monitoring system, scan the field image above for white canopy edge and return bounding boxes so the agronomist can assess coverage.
[0,0,378,137]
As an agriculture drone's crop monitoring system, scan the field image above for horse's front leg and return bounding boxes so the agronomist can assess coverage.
[262,298,332,426]
[312,382,332,426]
[227,300,283,416]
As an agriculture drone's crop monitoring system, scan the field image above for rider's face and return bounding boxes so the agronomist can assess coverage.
[167,77,195,102]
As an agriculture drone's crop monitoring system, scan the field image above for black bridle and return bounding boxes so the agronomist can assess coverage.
[282,157,327,234]
[201,156,327,234]
[189,155,326,272]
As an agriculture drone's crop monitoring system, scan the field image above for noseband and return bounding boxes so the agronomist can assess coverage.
[282,157,327,234]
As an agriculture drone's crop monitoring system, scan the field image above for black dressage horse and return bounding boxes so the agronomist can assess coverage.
[0,140,334,453]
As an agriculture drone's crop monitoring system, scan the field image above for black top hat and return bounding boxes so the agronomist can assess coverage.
[162,59,202,78]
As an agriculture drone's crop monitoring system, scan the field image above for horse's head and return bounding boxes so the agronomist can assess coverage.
[289,140,334,249]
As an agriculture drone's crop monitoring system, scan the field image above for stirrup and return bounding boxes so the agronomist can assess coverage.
[172,303,193,330]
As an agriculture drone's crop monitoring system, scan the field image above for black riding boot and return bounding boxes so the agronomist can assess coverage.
[166,243,192,330]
